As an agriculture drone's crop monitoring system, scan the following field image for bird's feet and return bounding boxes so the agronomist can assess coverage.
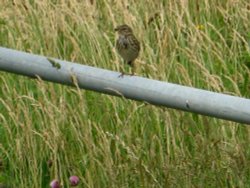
[118,71,135,78]
[118,72,125,78]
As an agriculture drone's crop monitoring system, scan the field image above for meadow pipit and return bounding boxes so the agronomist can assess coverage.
[115,24,140,77]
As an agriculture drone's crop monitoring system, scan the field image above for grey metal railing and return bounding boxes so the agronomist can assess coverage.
[0,47,249,124]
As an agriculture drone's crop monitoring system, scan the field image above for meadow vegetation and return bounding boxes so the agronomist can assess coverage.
[0,0,250,187]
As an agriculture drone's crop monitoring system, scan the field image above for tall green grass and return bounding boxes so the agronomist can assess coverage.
[0,0,250,187]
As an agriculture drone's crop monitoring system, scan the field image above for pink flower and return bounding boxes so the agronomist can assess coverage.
[69,176,79,186]
[50,179,60,188]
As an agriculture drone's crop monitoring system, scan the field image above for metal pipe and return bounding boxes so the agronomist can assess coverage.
[0,47,249,124]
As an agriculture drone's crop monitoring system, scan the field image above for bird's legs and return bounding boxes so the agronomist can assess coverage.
[118,61,135,78]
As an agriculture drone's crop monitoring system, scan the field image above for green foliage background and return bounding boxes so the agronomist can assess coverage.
[0,0,250,187]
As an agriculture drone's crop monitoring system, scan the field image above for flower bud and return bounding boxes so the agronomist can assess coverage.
[69,176,79,186]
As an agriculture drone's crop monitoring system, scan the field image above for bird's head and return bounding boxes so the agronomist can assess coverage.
[115,24,133,35]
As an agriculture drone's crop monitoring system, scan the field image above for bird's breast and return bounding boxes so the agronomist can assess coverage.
[118,35,129,49]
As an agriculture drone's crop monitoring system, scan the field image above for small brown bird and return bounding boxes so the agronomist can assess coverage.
[115,24,140,76]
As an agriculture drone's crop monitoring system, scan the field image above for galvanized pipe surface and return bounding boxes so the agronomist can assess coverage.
[0,47,249,124]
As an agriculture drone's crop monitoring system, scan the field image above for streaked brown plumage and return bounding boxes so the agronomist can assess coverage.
[115,24,140,76]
